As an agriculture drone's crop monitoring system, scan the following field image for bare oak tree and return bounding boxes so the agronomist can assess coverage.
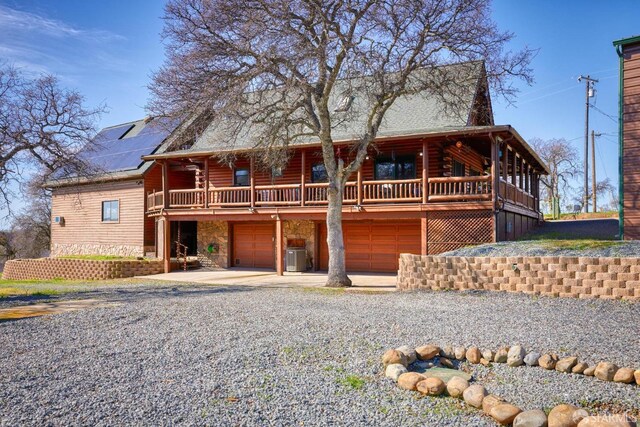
[149,0,533,286]
[0,64,104,212]
[531,137,581,212]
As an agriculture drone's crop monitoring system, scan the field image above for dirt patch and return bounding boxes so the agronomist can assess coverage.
[0,299,119,321]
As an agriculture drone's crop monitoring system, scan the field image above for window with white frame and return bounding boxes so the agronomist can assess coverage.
[102,200,119,222]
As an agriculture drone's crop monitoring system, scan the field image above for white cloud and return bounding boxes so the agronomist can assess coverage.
[0,5,125,42]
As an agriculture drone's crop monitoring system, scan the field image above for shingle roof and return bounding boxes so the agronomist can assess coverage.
[188,61,486,153]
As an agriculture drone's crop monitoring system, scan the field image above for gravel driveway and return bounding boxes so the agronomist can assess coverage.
[1,285,638,426]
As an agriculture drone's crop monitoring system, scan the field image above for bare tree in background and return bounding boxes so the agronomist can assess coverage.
[0,64,105,212]
[149,0,534,287]
[531,137,581,213]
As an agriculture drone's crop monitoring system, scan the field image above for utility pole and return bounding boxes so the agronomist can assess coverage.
[591,130,601,212]
[578,75,598,213]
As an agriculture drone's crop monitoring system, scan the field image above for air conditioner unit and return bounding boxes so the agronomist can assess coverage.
[286,248,307,272]
[54,216,65,226]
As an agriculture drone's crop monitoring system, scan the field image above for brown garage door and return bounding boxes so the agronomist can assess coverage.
[233,223,275,269]
[319,221,421,272]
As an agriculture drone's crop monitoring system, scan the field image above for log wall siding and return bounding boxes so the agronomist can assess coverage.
[205,140,469,188]
[51,180,146,255]
[623,42,640,239]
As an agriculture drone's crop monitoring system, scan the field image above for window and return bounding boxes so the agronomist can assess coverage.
[374,156,416,180]
[234,168,249,186]
[452,160,466,177]
[102,200,119,222]
[311,163,328,183]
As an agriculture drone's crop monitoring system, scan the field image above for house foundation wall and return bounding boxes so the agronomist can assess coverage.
[196,221,229,268]
[397,254,640,300]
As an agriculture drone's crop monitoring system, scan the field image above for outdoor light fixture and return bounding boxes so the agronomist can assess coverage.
[419,152,423,156]
[365,155,370,160]
[455,141,463,149]
[248,208,256,213]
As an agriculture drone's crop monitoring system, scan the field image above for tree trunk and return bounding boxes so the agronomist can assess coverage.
[325,180,352,287]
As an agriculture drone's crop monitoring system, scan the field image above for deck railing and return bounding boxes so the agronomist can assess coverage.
[499,179,536,209]
[427,176,492,202]
[145,174,537,212]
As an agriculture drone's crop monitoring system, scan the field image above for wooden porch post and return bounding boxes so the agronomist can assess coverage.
[163,217,171,273]
[421,213,428,255]
[162,160,169,209]
[519,159,525,189]
[276,217,283,276]
[203,157,209,208]
[511,150,517,185]
[301,150,306,206]
[422,141,429,203]
[250,156,255,208]
[490,139,498,209]
[502,145,509,183]
[525,164,530,193]
[357,167,363,205]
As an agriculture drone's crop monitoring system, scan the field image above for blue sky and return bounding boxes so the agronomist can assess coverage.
[0,0,639,224]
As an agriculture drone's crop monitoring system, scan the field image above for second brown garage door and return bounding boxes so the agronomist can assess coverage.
[232,223,275,269]
[319,221,421,272]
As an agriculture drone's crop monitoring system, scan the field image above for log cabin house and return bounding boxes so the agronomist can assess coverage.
[49,62,548,274]
[614,35,640,240]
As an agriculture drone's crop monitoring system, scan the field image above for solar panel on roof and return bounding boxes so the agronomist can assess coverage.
[80,117,178,173]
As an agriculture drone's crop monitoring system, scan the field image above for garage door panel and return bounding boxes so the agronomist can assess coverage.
[319,220,420,272]
[233,223,275,269]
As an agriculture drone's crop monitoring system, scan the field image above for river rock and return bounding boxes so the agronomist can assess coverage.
[385,363,407,381]
[539,354,559,370]
[383,349,408,367]
[463,384,487,409]
[556,357,579,373]
[594,362,619,382]
[440,357,455,368]
[507,345,526,367]
[480,358,492,366]
[416,344,441,361]
[572,362,589,374]
[454,346,467,360]
[397,372,425,390]
[548,404,588,427]
[482,394,505,415]
[613,367,635,384]
[446,376,469,398]
[466,347,482,364]
[525,352,541,366]
[583,366,596,376]
[482,349,495,362]
[440,345,455,359]
[491,403,523,426]
[396,345,417,364]
[513,409,549,427]
[495,347,509,363]
[416,377,446,396]
[635,369,640,385]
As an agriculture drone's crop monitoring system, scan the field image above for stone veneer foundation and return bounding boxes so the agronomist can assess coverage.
[397,254,640,300]
[2,258,163,280]
[51,243,145,258]
[197,221,229,268]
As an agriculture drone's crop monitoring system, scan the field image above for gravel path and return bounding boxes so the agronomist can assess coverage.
[0,285,638,426]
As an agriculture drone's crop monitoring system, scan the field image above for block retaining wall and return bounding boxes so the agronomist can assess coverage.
[2,258,164,281]
[397,254,640,300]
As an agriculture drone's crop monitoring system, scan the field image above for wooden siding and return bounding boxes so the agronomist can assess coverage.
[51,180,145,248]
[203,139,486,187]
[623,43,640,239]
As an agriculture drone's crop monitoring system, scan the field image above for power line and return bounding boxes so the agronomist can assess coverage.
[589,104,618,123]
